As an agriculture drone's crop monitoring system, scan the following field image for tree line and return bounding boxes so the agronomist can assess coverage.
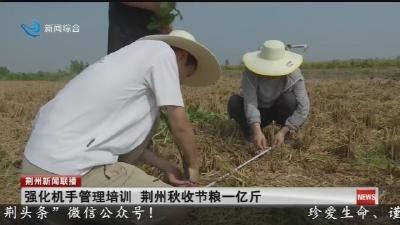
[1,58,400,81]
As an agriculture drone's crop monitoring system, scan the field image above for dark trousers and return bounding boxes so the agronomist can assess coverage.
[107,2,156,54]
[107,23,154,54]
[107,24,152,54]
[227,92,297,138]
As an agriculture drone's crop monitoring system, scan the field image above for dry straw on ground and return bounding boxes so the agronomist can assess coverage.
[0,68,399,224]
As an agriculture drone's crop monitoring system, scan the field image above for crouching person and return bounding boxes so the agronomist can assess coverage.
[21,30,221,225]
[228,40,310,151]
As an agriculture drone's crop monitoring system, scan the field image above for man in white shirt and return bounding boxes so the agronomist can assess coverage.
[22,30,221,224]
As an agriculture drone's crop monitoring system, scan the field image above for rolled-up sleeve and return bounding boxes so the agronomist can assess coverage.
[285,78,310,130]
[242,71,261,124]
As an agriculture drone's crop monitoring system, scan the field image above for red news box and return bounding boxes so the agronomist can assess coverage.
[20,176,81,187]
[356,189,377,206]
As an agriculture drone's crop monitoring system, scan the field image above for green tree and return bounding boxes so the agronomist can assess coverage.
[225,59,230,66]
[69,60,89,75]
[396,56,400,67]
[0,66,10,75]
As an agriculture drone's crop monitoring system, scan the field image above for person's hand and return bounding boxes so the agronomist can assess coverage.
[121,2,161,14]
[253,131,268,150]
[273,131,286,147]
[185,167,200,185]
[273,126,290,147]
[165,165,193,187]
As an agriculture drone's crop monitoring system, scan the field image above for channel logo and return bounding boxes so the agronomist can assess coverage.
[20,20,41,38]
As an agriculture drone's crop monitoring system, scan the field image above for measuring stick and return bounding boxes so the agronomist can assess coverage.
[206,146,273,187]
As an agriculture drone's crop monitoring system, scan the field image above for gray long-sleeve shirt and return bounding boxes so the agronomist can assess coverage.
[240,68,310,131]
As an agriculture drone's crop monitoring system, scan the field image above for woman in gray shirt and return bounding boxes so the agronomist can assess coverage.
[227,40,310,151]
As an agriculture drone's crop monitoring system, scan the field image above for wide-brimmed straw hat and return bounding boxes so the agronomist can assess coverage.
[243,40,303,76]
[139,30,221,87]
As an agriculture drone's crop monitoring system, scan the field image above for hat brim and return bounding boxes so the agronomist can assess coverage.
[139,35,221,87]
[243,51,303,76]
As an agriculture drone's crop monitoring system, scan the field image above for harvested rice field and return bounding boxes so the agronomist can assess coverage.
[0,68,399,224]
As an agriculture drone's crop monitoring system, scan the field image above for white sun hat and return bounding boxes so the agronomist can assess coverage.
[139,30,221,87]
[243,40,303,76]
